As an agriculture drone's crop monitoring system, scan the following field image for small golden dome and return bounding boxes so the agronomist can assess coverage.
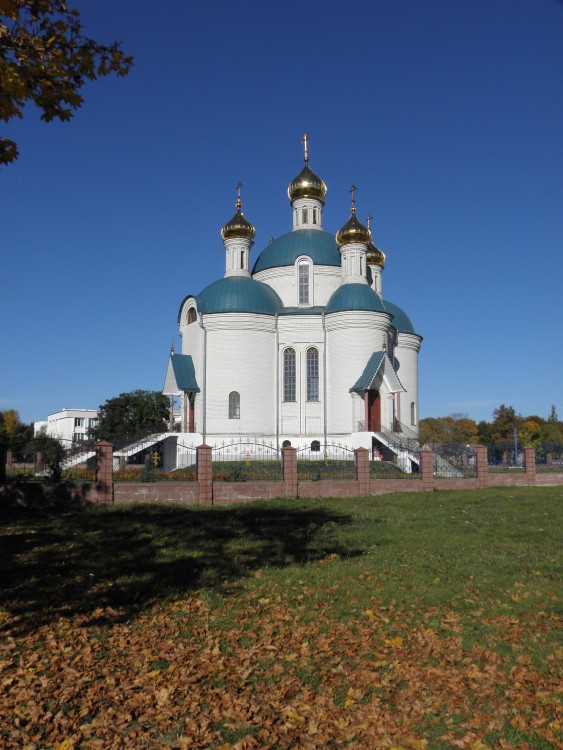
[366,242,386,268]
[221,184,255,242]
[336,212,371,247]
[288,164,327,204]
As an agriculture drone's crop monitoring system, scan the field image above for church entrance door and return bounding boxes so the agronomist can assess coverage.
[367,390,381,432]
[188,393,195,433]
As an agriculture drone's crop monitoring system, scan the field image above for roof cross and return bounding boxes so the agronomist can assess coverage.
[236,181,242,209]
[350,184,357,213]
[301,132,309,164]
[366,214,373,230]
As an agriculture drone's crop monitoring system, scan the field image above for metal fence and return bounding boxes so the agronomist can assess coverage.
[369,457,420,480]
[212,440,282,481]
[113,440,198,482]
[296,442,356,480]
[431,443,477,478]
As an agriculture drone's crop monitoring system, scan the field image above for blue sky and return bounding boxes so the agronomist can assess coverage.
[2,0,562,426]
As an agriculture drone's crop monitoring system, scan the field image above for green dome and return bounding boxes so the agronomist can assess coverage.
[252,230,340,272]
[383,299,416,333]
[197,276,283,315]
[326,284,387,314]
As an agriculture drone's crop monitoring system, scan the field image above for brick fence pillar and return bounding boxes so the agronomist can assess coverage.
[96,441,114,504]
[355,447,369,495]
[6,449,13,469]
[523,446,536,484]
[0,445,6,485]
[282,447,298,498]
[474,444,488,488]
[197,444,213,505]
[35,451,43,473]
[419,448,434,492]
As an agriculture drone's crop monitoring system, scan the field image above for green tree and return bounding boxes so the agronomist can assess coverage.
[0,0,133,166]
[91,390,169,445]
[25,432,65,480]
[490,404,519,441]
[476,420,493,446]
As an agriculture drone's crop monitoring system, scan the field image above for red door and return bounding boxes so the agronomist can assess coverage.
[367,390,381,432]
[188,393,195,433]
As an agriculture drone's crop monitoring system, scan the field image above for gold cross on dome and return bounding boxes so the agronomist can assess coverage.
[236,181,242,209]
[350,184,357,213]
[301,133,309,164]
[366,214,373,230]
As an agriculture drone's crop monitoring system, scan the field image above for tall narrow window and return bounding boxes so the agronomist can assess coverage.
[298,262,309,304]
[411,401,416,426]
[187,308,197,324]
[307,347,319,401]
[283,348,296,402]
[229,391,240,419]
[302,207,308,224]
[312,207,317,224]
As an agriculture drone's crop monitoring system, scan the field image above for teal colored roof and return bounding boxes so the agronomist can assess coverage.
[352,352,386,392]
[170,354,200,392]
[326,283,387,314]
[197,276,283,315]
[252,230,340,272]
[351,351,405,393]
[383,299,416,334]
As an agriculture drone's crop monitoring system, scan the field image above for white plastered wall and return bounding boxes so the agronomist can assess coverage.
[325,311,392,434]
[200,314,277,436]
[392,332,422,434]
[253,265,341,307]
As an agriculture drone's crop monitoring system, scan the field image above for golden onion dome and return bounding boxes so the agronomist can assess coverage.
[221,184,255,242]
[366,242,386,268]
[287,164,327,204]
[336,212,371,247]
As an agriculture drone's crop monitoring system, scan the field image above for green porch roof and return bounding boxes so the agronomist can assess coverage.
[164,354,200,393]
[351,351,405,393]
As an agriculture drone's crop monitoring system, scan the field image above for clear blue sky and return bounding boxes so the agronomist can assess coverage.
[2,0,562,426]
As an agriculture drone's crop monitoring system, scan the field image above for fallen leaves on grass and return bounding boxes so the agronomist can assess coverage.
[0,590,561,749]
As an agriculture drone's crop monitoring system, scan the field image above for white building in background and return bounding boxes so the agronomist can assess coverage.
[163,137,422,462]
[34,408,99,444]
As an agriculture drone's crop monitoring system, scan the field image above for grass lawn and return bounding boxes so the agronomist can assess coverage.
[0,486,561,749]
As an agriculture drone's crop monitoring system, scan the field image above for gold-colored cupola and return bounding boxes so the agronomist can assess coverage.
[221,182,255,242]
[365,214,386,267]
[287,133,327,204]
[336,185,371,247]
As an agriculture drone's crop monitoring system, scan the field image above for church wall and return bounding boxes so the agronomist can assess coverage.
[201,314,276,436]
[278,316,324,437]
[254,265,341,308]
[393,333,422,433]
[325,311,390,434]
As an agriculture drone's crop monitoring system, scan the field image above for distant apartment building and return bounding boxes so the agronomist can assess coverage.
[34,408,99,444]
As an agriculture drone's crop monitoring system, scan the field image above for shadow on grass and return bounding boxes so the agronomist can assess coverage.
[0,496,358,634]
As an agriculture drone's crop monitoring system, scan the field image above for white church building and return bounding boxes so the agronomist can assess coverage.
[163,137,422,461]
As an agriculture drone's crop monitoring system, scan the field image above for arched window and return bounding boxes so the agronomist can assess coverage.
[307,347,319,401]
[229,391,240,419]
[302,207,308,224]
[410,401,416,426]
[187,308,197,324]
[312,207,317,225]
[311,440,321,452]
[283,348,296,402]
[298,261,309,304]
